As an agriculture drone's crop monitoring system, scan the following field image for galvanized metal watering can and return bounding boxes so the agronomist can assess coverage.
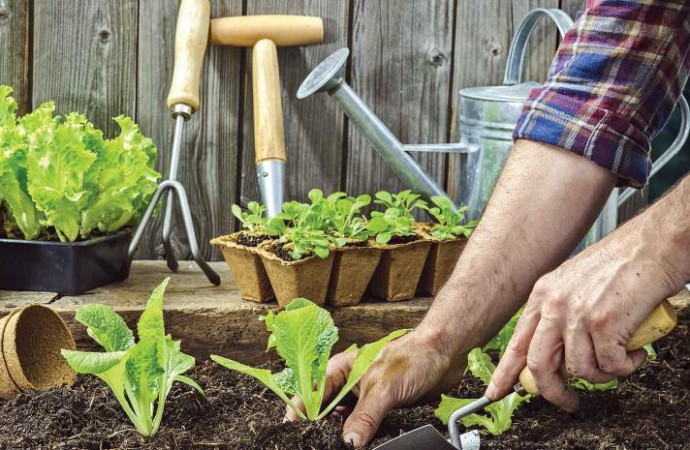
[298,8,690,246]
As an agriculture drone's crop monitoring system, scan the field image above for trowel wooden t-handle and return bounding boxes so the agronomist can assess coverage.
[519,298,678,396]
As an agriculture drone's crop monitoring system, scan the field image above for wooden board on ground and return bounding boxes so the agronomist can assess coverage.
[0,261,432,364]
[2,260,687,365]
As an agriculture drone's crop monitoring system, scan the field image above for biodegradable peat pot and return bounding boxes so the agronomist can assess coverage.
[0,231,131,294]
[327,243,382,307]
[0,304,76,400]
[259,245,335,308]
[367,238,431,302]
[418,237,467,296]
[211,233,275,303]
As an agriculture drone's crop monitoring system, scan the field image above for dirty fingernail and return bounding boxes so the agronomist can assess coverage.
[484,381,496,399]
[343,432,361,447]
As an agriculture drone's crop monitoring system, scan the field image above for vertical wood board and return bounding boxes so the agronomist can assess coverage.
[0,0,29,114]
[345,0,454,197]
[32,0,138,138]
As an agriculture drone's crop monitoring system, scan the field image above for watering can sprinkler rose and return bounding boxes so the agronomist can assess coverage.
[298,8,690,250]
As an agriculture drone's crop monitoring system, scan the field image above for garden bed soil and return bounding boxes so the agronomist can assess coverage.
[1,308,688,450]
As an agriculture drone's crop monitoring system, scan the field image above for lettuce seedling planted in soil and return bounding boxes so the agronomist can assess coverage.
[212,298,408,420]
[61,278,203,437]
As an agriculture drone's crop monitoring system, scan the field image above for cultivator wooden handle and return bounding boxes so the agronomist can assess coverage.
[166,0,210,112]
[519,298,678,396]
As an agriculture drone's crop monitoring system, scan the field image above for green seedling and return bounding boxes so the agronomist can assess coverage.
[267,198,334,260]
[61,278,203,437]
[317,190,372,246]
[367,207,416,245]
[374,190,427,219]
[212,298,409,420]
[423,196,478,240]
[231,201,270,234]
[0,85,159,242]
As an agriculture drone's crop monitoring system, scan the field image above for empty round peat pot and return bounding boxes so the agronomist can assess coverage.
[0,305,76,399]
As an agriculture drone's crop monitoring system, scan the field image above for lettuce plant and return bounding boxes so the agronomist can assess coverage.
[435,348,530,436]
[373,190,427,219]
[0,85,159,242]
[61,278,202,437]
[367,207,416,245]
[423,196,478,240]
[312,190,371,246]
[267,199,333,260]
[231,201,269,234]
[212,298,408,420]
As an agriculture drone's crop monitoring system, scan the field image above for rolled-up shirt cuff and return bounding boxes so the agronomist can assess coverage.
[513,88,651,189]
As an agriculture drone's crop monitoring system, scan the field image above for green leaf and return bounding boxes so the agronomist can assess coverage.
[211,355,306,419]
[75,304,134,352]
[435,394,478,425]
[137,278,169,344]
[61,349,127,374]
[125,340,164,410]
[174,375,205,396]
[467,348,494,385]
[318,329,409,419]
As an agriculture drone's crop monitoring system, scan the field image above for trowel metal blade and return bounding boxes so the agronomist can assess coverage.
[373,424,458,450]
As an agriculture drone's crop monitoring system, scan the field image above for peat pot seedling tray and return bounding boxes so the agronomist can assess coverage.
[0,231,131,295]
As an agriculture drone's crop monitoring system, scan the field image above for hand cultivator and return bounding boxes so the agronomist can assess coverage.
[374,299,678,450]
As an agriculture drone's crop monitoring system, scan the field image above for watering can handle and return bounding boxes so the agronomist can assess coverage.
[617,95,690,207]
[503,8,574,86]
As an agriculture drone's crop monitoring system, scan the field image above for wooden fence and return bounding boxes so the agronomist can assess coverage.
[0,0,586,260]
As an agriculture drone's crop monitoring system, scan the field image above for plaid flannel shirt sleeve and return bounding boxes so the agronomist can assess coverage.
[513,0,690,188]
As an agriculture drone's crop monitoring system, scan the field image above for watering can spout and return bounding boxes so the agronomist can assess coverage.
[298,48,456,207]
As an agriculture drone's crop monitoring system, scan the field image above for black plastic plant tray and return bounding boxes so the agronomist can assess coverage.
[0,231,132,295]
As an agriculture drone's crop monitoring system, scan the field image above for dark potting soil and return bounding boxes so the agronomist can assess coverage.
[236,232,273,248]
[269,241,304,262]
[386,234,419,245]
[1,308,689,450]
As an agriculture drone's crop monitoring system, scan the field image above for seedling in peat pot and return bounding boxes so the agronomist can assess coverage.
[61,278,203,437]
[232,201,270,234]
[212,298,408,420]
[373,190,427,219]
[423,196,478,240]
[267,200,333,260]
[318,190,372,246]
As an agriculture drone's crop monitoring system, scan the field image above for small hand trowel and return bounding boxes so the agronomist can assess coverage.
[374,298,678,450]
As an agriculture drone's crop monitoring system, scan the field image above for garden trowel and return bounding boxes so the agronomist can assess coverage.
[374,298,678,450]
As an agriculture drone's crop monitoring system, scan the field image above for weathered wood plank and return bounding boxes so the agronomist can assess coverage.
[447,0,513,199]
[32,0,138,138]
[0,0,29,114]
[1,260,687,364]
[239,0,349,206]
[512,0,561,84]
[345,0,453,197]
[135,0,243,261]
[0,261,432,363]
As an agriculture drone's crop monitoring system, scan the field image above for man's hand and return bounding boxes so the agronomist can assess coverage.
[285,330,464,448]
[487,176,690,411]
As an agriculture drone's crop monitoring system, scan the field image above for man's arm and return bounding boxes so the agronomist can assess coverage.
[419,139,616,361]
[488,174,690,410]
[290,140,617,447]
